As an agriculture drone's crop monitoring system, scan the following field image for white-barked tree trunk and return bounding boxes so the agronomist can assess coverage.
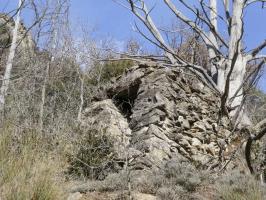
[0,0,23,112]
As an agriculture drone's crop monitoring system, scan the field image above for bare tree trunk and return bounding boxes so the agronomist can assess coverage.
[224,0,249,124]
[39,61,51,131]
[77,74,84,122]
[0,0,23,112]
[227,0,244,80]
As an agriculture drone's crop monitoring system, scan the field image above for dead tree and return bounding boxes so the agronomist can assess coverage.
[115,0,266,175]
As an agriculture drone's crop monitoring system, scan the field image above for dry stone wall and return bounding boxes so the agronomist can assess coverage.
[82,64,245,171]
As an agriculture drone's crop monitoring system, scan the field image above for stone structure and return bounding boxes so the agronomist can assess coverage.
[82,64,247,171]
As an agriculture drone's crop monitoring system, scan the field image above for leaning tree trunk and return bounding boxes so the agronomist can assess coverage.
[0,0,22,112]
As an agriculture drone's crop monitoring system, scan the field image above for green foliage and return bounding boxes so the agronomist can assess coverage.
[100,60,133,82]
[88,60,134,85]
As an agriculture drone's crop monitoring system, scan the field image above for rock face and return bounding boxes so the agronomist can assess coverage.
[0,13,35,51]
[82,64,240,171]
[0,13,35,79]
[81,99,131,159]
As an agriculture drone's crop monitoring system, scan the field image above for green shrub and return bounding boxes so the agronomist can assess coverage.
[163,160,205,192]
[88,60,134,85]
[67,128,118,180]
[129,160,209,199]
[100,60,133,82]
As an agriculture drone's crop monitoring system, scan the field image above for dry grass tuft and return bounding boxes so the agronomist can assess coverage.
[215,170,266,200]
[0,124,66,200]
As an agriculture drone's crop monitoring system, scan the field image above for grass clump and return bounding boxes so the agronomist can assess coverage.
[0,125,65,200]
[215,170,266,200]
[132,160,207,196]
[82,159,209,200]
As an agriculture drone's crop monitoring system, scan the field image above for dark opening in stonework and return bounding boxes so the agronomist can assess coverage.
[107,80,141,121]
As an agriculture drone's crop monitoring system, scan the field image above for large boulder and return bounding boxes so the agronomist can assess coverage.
[80,99,132,160]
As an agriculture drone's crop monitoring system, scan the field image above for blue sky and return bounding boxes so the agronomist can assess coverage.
[1,0,266,91]
[69,1,266,48]
[72,0,266,91]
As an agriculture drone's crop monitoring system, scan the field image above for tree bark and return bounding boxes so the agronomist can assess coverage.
[39,61,51,131]
[223,0,249,125]
[77,74,84,122]
[209,0,219,78]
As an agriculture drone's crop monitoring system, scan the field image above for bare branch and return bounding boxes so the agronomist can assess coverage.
[248,55,266,62]
[245,0,266,7]
[252,40,266,56]
[0,0,24,111]
[163,62,221,95]
[163,0,228,58]
[246,40,266,61]
[181,0,228,48]
[124,0,179,64]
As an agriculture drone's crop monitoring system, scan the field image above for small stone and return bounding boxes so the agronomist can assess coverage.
[179,138,191,147]
[217,139,227,150]
[193,121,206,132]
[212,123,218,132]
[67,192,82,200]
[191,138,202,147]
[178,116,190,129]
[203,119,213,130]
